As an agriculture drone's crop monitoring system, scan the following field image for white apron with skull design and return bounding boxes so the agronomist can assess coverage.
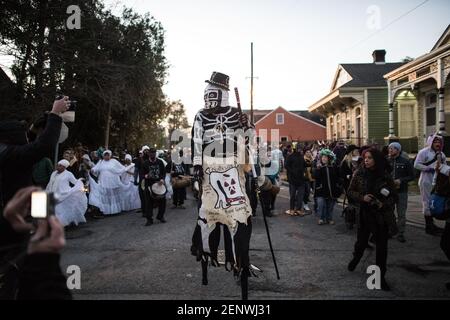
[199,156,252,231]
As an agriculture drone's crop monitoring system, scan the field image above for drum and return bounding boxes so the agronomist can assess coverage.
[257,176,272,191]
[150,182,167,199]
[172,175,191,189]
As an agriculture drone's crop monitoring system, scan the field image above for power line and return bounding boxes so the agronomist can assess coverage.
[341,0,431,55]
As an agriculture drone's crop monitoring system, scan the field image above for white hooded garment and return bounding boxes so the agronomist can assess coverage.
[120,162,141,211]
[46,169,87,226]
[414,134,446,215]
[89,159,133,215]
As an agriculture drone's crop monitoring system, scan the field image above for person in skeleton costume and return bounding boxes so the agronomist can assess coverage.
[190,72,255,297]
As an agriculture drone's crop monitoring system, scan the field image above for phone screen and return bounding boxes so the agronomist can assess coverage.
[31,191,48,218]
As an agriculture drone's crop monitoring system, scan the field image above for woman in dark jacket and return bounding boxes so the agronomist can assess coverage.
[313,149,342,225]
[347,148,398,291]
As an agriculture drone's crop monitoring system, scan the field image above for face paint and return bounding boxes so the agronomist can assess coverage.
[204,84,229,111]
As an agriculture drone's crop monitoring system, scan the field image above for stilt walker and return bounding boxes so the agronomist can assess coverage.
[190,72,255,300]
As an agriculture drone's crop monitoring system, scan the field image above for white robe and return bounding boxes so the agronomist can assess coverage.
[46,170,87,227]
[120,163,141,211]
[89,159,133,215]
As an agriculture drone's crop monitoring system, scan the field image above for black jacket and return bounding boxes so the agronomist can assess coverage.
[387,155,414,193]
[347,168,398,236]
[285,152,305,186]
[134,157,146,184]
[143,158,166,186]
[313,165,342,199]
[1,113,61,257]
[1,113,62,206]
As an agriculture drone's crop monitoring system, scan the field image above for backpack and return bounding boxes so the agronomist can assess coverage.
[429,172,450,220]
[429,193,450,220]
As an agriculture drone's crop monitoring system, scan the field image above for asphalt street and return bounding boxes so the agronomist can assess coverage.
[60,185,450,300]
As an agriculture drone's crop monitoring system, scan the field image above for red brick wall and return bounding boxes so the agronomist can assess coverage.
[255,107,326,142]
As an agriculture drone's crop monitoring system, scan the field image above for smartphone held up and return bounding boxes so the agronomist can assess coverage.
[31,191,55,219]
[56,94,77,122]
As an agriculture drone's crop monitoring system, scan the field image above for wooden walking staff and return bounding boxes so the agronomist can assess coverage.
[234,87,281,282]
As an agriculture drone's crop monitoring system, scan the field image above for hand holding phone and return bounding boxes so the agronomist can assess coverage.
[31,191,55,219]
[28,216,65,255]
[3,186,41,233]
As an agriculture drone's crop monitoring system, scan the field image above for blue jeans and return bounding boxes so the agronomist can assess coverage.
[316,197,335,221]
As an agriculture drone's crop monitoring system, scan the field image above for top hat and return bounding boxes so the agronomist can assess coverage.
[205,72,230,91]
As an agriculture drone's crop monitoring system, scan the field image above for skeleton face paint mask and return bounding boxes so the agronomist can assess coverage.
[204,84,229,111]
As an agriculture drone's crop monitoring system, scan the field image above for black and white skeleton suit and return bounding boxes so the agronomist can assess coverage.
[190,73,255,278]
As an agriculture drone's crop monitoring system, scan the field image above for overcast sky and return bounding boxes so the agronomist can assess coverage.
[2,0,449,123]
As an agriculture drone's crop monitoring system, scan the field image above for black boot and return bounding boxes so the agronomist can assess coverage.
[347,255,361,272]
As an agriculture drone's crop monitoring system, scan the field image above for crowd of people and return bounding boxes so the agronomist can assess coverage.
[32,145,193,228]
[266,136,449,291]
[0,92,449,300]
[0,97,193,299]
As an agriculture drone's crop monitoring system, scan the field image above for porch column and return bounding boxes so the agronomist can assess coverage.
[438,87,446,134]
[387,80,395,138]
[388,102,395,137]
[385,80,398,145]
[437,58,447,135]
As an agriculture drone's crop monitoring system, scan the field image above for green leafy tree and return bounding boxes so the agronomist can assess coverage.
[0,0,168,152]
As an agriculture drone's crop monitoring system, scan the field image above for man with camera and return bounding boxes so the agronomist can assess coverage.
[0,96,71,299]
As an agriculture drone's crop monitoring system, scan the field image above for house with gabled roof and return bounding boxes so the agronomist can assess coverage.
[244,107,326,144]
[308,50,404,147]
[384,24,450,154]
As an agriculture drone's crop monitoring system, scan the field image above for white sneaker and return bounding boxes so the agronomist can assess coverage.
[318,219,325,225]
[304,204,311,211]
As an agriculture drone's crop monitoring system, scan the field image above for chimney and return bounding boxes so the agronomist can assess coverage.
[372,50,386,64]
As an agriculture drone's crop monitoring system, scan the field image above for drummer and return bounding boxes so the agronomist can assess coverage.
[143,147,167,225]
[170,150,188,209]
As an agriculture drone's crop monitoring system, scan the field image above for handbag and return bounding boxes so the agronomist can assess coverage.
[429,193,450,220]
